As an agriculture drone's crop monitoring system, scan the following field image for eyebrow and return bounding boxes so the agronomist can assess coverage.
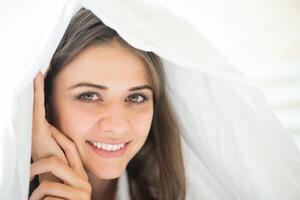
[68,82,153,92]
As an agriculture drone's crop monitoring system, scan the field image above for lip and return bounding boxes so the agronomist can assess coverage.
[86,140,130,158]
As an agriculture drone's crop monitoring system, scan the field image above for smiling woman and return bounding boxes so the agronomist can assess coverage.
[29,8,185,200]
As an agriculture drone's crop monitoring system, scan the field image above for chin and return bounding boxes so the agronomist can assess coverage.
[97,172,122,180]
[95,170,123,179]
[89,163,126,180]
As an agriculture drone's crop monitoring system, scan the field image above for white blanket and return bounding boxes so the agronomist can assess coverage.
[1,0,300,199]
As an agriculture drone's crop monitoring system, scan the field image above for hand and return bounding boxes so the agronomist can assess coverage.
[31,71,67,182]
[30,125,91,200]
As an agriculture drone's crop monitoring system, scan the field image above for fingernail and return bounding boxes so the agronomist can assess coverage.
[35,71,44,79]
[35,71,40,77]
[34,71,42,90]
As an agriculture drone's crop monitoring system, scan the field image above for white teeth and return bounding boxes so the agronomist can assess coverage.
[112,145,118,151]
[96,142,101,149]
[90,141,126,152]
[107,144,112,151]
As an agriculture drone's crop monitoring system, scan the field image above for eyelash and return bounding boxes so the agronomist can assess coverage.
[76,92,148,104]
[77,92,101,102]
[126,93,148,104]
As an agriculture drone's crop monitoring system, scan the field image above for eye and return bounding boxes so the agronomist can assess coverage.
[126,94,148,104]
[77,92,100,102]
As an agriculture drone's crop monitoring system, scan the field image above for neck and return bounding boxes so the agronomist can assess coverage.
[87,171,118,200]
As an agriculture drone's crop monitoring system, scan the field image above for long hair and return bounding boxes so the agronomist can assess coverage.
[43,8,185,200]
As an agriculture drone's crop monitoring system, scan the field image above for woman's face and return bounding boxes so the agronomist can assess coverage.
[50,41,154,179]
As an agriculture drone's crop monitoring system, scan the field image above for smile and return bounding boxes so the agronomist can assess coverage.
[86,140,131,158]
[89,141,125,152]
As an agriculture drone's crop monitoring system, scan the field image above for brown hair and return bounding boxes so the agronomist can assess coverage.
[44,8,185,200]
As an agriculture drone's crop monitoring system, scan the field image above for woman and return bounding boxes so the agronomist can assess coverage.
[2,0,300,199]
[30,8,185,200]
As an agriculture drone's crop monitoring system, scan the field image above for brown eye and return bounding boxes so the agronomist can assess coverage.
[126,94,147,103]
[78,92,100,102]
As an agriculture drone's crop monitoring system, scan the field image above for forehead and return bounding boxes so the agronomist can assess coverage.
[54,42,151,88]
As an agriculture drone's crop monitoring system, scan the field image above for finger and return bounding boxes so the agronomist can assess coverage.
[43,197,64,200]
[30,156,86,189]
[33,71,46,129]
[29,180,87,200]
[50,125,88,180]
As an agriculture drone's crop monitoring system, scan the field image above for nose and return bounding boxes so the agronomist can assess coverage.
[98,103,129,134]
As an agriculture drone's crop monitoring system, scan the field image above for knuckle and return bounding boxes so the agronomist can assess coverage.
[43,197,60,200]
[32,102,39,111]
[79,181,92,196]
[48,155,61,165]
[84,182,92,193]
[82,173,89,181]
[39,180,51,189]
[79,190,91,199]
[66,141,76,152]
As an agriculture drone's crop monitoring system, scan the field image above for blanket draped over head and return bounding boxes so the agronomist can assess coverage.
[0,0,299,199]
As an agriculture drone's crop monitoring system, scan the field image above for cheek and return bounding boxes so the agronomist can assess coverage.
[130,107,153,139]
[54,106,96,142]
